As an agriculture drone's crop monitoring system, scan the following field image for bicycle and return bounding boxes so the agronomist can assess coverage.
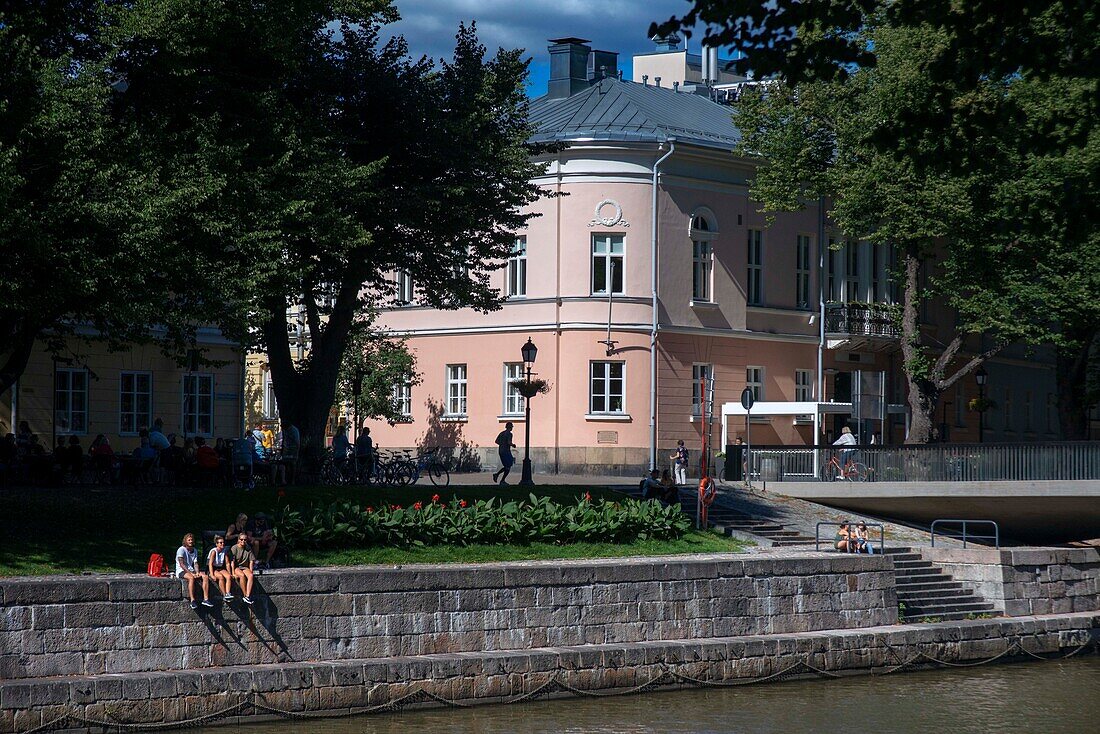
[407,447,450,487]
[822,452,872,482]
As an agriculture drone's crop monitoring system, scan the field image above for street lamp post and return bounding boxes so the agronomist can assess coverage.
[975,366,988,443]
[519,338,538,486]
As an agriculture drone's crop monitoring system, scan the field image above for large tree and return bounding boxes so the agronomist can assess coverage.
[0,2,246,395]
[654,2,1098,442]
[113,2,551,460]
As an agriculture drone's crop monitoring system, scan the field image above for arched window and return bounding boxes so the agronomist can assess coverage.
[689,209,718,302]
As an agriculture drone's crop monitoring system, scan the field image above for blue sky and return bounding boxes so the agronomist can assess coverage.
[384,0,698,96]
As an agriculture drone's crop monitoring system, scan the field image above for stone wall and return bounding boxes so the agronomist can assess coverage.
[2,611,1097,734]
[0,554,897,681]
[922,546,1100,616]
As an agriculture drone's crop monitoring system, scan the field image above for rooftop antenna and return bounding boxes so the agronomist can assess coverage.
[655,76,662,87]
[642,74,649,86]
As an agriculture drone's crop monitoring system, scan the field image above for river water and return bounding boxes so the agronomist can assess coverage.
[201,657,1099,734]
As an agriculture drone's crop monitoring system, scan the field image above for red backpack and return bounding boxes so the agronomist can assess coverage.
[147,553,167,577]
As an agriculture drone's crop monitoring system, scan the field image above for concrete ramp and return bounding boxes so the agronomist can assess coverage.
[771,480,1100,544]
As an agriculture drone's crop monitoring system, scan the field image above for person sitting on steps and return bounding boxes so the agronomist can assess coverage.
[834,522,854,553]
[229,533,256,605]
[176,533,213,610]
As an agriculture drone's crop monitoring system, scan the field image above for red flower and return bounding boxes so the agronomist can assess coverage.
[440,503,447,509]
[277,489,286,498]
[431,494,440,503]
[413,501,423,510]
[584,492,592,502]
[366,506,374,513]
[391,504,401,510]
[459,499,468,508]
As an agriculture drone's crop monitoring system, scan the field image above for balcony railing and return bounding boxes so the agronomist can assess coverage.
[736,442,1100,482]
[824,302,900,339]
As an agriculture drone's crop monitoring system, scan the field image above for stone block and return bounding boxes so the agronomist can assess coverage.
[0,608,29,633]
[1,579,109,605]
[65,602,120,628]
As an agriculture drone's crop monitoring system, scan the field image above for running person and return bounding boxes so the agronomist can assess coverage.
[492,422,517,485]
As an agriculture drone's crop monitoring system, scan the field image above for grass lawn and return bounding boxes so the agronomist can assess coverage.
[0,483,747,577]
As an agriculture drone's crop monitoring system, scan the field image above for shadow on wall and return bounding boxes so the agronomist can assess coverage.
[243,365,265,429]
[419,398,482,472]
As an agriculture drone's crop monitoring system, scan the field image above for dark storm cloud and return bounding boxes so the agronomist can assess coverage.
[386,0,695,86]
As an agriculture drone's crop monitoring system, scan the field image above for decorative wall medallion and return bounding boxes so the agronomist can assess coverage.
[588,199,630,228]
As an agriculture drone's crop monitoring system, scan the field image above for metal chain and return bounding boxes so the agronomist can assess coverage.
[16,640,1096,734]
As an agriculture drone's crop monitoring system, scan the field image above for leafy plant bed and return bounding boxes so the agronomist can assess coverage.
[0,484,745,576]
[277,494,690,549]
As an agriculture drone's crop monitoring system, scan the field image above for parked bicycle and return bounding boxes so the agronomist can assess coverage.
[386,447,450,487]
[822,451,872,482]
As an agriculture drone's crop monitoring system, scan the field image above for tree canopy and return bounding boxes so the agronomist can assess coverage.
[656,1,1098,441]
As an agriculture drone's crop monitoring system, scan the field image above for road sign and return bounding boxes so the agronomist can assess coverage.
[740,387,755,411]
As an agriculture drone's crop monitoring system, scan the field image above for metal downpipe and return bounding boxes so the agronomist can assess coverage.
[650,140,675,471]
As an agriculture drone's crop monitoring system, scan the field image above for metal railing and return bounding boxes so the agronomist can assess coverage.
[815,521,885,555]
[740,443,1100,482]
[824,302,900,338]
[931,519,1000,549]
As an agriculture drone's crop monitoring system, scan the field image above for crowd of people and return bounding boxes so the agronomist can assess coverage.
[0,418,301,488]
[175,511,280,609]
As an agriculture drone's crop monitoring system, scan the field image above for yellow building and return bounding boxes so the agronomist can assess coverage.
[1,329,245,452]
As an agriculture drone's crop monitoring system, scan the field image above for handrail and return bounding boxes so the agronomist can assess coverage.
[931,519,1000,549]
[815,521,885,555]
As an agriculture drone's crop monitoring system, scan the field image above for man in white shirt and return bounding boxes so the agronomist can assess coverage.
[176,533,213,610]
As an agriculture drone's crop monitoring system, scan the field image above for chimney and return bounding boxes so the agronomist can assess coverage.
[651,34,681,52]
[588,49,619,82]
[548,37,592,99]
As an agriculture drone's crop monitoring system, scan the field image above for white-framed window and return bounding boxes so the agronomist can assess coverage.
[503,363,526,416]
[795,369,813,402]
[691,214,714,302]
[692,363,713,417]
[955,384,966,428]
[692,239,713,302]
[796,234,812,309]
[845,240,860,302]
[392,378,412,418]
[590,361,625,414]
[592,234,624,295]
[262,371,279,419]
[446,364,467,416]
[871,245,882,303]
[747,229,763,305]
[394,271,414,304]
[507,236,527,298]
[827,238,841,301]
[182,373,214,437]
[746,366,765,401]
[55,368,89,434]
[119,371,152,435]
[1046,393,1056,434]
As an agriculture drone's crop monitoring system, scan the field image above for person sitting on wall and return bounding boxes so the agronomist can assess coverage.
[641,468,663,500]
[229,532,256,605]
[176,533,213,610]
[834,523,854,553]
[206,535,234,602]
[245,512,278,569]
[854,521,874,554]
[659,469,680,506]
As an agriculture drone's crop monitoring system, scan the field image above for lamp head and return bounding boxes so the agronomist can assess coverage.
[975,366,988,386]
[521,337,538,365]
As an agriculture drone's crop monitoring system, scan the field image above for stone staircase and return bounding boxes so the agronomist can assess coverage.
[885,547,998,622]
[624,486,816,547]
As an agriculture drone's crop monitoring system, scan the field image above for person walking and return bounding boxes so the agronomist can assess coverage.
[670,440,688,486]
[492,422,516,485]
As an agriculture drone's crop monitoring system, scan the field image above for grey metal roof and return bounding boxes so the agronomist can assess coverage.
[528,78,741,150]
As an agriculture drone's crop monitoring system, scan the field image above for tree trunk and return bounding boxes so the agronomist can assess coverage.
[262,279,363,472]
[898,248,938,443]
[1056,327,1096,440]
[0,319,43,398]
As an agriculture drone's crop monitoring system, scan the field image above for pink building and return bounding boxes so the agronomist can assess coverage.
[368,37,1063,475]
